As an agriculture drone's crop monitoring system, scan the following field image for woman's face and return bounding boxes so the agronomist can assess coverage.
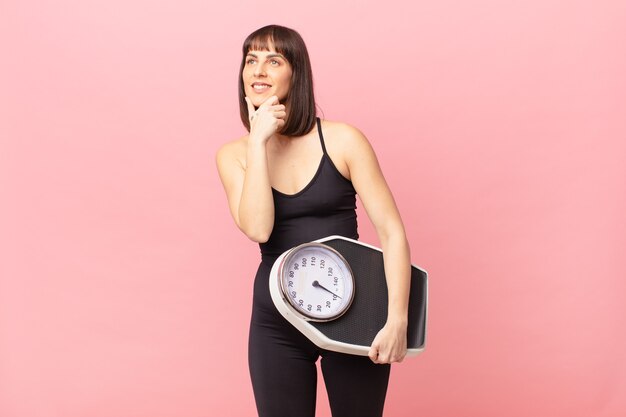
[242,46,293,107]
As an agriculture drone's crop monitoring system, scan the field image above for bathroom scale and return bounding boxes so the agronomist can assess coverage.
[269,235,428,357]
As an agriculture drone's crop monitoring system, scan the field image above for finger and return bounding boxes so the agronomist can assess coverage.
[391,346,407,363]
[376,344,395,364]
[244,97,256,120]
[368,345,379,363]
[259,95,279,109]
[377,351,389,364]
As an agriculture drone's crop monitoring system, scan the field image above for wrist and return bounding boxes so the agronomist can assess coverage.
[386,314,408,328]
[248,135,268,147]
[246,139,269,158]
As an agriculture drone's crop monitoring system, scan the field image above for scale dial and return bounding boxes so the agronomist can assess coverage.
[278,242,355,322]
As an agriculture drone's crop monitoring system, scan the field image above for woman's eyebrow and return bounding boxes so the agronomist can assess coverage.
[246,52,285,59]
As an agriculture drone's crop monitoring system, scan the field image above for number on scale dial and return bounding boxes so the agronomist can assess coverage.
[279,243,355,321]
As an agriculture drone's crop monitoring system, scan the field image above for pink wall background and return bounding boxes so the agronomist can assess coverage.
[1,1,625,416]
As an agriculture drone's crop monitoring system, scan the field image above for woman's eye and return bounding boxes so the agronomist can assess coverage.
[246,59,256,65]
[270,59,280,65]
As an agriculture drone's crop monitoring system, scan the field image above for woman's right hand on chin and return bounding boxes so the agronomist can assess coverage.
[245,95,287,144]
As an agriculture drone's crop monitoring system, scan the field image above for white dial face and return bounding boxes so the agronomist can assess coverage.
[280,243,355,321]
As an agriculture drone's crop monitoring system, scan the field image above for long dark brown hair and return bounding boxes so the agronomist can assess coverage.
[238,25,316,137]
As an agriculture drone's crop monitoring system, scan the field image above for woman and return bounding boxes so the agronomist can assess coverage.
[216,24,412,417]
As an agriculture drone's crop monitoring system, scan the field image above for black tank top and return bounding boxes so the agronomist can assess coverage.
[260,118,358,264]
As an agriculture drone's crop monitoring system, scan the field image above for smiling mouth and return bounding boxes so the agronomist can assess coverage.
[252,83,272,92]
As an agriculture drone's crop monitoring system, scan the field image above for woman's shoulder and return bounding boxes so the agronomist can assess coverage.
[317,119,376,179]
[320,119,362,135]
[215,134,248,170]
[319,119,371,151]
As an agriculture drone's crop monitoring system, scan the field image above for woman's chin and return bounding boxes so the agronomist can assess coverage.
[246,91,270,106]
[247,91,288,107]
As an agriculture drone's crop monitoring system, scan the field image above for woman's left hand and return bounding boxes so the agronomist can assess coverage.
[368,320,408,364]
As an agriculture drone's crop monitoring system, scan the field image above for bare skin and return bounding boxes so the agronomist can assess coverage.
[216,46,411,364]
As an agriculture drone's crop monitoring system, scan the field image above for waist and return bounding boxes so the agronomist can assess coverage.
[260,219,358,265]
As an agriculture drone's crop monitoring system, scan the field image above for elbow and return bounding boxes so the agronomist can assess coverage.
[238,220,273,243]
[244,230,272,243]
[236,208,274,243]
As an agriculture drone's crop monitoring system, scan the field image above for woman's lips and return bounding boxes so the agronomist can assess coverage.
[252,83,272,93]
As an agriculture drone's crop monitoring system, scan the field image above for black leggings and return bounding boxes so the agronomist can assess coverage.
[249,262,391,417]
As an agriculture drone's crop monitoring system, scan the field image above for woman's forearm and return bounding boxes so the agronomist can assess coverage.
[238,141,275,242]
[380,231,411,324]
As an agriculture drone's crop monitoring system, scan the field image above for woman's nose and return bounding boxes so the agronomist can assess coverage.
[253,63,266,77]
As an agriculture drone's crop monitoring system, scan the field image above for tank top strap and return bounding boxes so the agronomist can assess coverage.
[316,117,329,156]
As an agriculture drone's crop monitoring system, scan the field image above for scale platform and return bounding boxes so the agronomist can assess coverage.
[269,235,428,357]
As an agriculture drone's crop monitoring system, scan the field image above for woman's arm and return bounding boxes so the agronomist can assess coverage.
[215,96,286,242]
[340,123,412,364]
